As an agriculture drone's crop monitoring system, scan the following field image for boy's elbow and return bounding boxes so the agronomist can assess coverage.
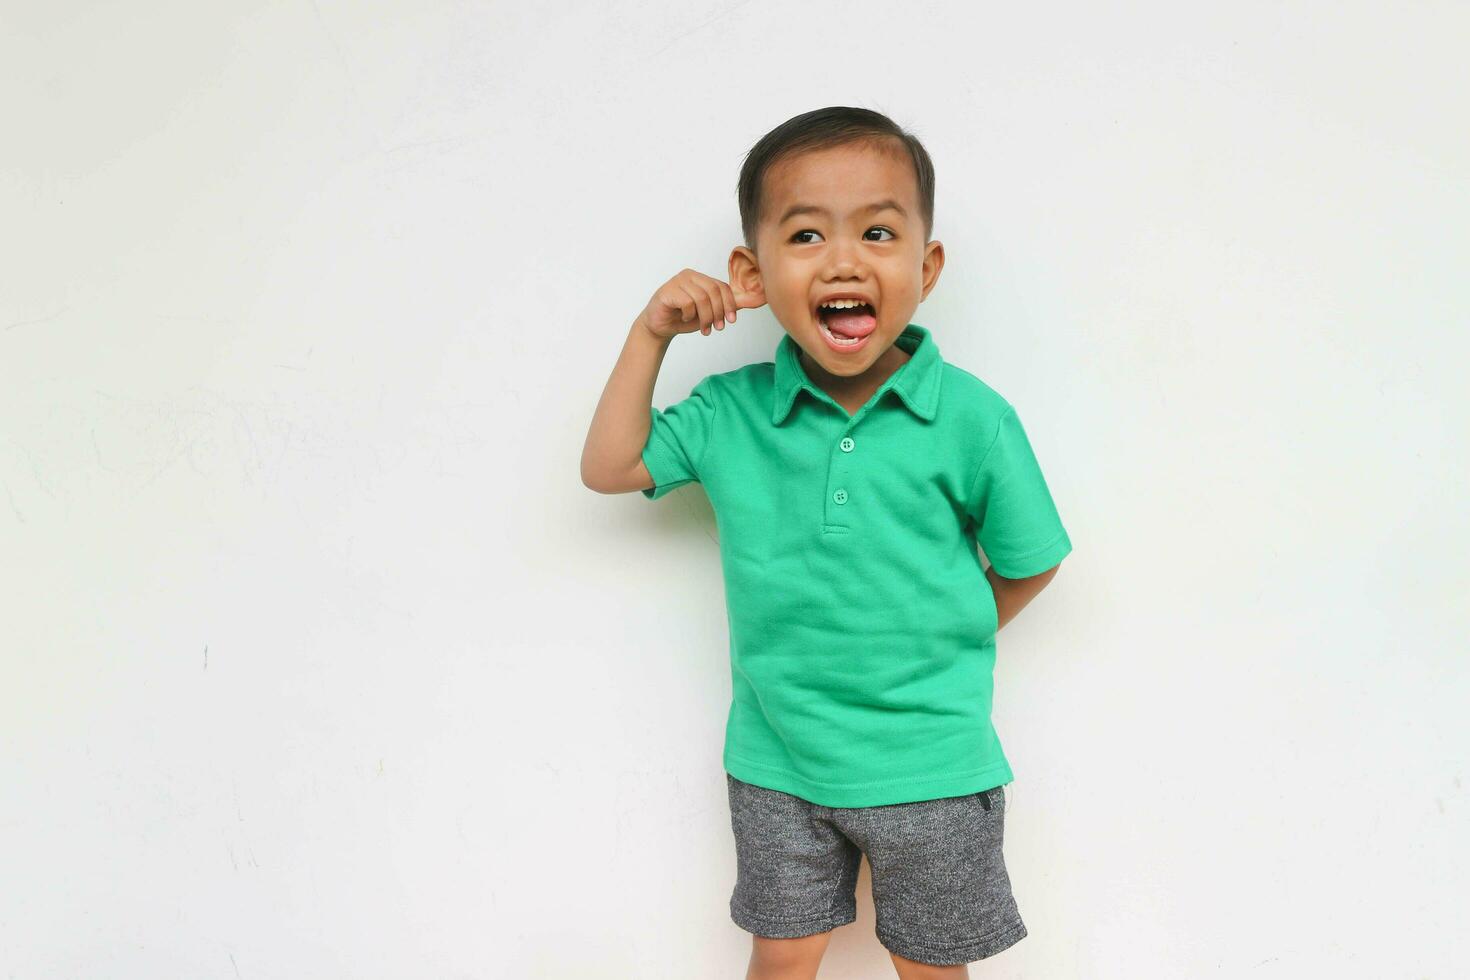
[582,460,651,495]
[582,469,619,494]
[580,449,619,493]
[580,458,614,493]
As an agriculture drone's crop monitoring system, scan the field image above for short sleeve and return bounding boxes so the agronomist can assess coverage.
[966,405,1073,577]
[641,375,719,500]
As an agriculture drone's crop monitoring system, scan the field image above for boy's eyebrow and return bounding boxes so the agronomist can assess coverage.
[777,199,908,224]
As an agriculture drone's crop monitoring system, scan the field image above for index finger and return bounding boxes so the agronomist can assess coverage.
[713,280,738,322]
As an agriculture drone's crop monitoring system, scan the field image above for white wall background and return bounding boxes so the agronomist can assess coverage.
[3,2,1466,977]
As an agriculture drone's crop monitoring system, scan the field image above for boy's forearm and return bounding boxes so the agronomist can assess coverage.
[987,563,1061,631]
[581,316,672,491]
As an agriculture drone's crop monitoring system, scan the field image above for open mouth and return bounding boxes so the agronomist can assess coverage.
[816,301,878,349]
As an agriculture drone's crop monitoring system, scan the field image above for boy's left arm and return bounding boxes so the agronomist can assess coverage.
[986,562,1062,632]
[967,403,1072,630]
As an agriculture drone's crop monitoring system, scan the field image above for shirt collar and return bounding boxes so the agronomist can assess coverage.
[772,322,943,425]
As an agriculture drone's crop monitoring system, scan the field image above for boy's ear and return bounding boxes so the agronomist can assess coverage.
[918,239,945,303]
[729,246,765,307]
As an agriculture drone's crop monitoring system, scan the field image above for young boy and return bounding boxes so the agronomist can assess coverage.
[581,107,1072,979]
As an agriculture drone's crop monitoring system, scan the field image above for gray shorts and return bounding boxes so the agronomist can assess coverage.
[726,772,1026,966]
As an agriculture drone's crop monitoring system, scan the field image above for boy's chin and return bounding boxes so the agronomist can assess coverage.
[798,329,895,375]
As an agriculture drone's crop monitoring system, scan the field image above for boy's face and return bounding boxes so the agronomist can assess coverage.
[731,141,944,385]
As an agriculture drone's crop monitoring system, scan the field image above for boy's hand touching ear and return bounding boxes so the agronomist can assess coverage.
[639,268,765,341]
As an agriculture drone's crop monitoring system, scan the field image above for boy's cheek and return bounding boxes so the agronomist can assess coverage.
[766,291,811,324]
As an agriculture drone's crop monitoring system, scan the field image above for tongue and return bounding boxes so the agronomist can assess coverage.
[825,307,877,338]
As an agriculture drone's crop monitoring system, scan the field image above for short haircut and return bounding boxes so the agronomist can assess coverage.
[737,106,936,250]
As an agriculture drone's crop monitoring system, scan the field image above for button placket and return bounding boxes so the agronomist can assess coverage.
[826,421,856,526]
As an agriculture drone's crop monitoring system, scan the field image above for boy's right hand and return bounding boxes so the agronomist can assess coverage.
[638,268,765,341]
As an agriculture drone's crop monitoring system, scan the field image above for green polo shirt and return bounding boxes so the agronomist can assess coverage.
[640,322,1072,807]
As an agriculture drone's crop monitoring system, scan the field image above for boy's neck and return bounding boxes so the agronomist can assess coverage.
[799,341,912,414]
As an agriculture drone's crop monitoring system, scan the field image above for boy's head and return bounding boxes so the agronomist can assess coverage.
[730,106,945,381]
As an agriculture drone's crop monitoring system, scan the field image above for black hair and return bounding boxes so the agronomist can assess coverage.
[736,106,935,250]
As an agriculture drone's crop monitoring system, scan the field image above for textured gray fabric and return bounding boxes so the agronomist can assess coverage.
[726,772,1027,966]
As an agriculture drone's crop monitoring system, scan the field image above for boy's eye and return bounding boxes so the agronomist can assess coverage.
[790,227,897,244]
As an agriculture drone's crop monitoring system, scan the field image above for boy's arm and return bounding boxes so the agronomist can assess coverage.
[987,562,1062,632]
[582,267,756,496]
[967,404,1073,629]
[581,316,673,495]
